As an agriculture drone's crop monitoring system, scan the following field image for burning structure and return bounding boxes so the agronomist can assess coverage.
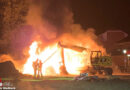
[23,38,112,76]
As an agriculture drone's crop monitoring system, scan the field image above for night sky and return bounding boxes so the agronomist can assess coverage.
[70,0,130,35]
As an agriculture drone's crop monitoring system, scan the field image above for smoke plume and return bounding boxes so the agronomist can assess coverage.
[26,0,70,41]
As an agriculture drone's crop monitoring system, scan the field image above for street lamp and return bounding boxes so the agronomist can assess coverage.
[123,49,127,72]
[123,49,127,54]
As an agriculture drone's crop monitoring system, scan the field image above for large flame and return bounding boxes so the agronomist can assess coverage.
[23,41,91,75]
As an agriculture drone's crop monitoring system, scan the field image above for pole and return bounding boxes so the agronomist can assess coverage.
[124,54,127,72]
[60,47,68,75]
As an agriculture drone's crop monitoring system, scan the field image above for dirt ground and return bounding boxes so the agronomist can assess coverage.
[14,79,130,90]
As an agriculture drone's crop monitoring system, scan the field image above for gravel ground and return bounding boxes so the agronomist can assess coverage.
[13,79,130,90]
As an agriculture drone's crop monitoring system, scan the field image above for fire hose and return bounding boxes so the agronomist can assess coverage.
[42,50,58,64]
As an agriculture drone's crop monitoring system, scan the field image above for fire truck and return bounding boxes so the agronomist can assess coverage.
[88,51,113,75]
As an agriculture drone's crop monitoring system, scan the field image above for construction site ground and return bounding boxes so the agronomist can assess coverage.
[1,74,130,90]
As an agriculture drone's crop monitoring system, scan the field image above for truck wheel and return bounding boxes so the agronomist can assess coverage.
[104,68,113,75]
[98,70,103,75]
[108,68,113,75]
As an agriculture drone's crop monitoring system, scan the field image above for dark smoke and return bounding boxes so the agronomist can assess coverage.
[42,0,69,29]
[32,0,70,36]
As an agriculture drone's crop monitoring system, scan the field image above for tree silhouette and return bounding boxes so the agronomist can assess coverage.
[0,0,29,54]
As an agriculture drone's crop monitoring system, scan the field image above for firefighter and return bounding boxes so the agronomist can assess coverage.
[32,61,37,78]
[38,60,43,78]
[32,59,38,78]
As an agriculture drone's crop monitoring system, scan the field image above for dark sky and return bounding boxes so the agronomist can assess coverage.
[70,0,130,35]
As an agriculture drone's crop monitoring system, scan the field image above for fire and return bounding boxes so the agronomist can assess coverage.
[23,41,90,75]
[23,41,62,75]
[64,48,90,74]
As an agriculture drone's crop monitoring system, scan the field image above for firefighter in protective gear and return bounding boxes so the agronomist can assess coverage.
[32,61,36,78]
[32,59,38,78]
[38,60,43,77]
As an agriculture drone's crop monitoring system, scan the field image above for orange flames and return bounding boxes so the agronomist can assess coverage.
[23,41,91,76]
